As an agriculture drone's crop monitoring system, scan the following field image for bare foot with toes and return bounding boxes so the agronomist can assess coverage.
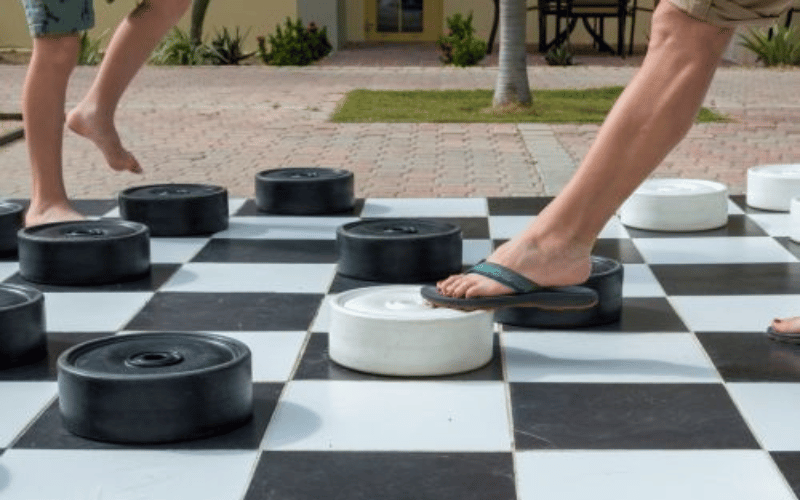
[66,106,143,174]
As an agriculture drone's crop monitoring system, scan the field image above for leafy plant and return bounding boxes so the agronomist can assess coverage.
[77,30,108,65]
[545,41,574,66]
[205,27,255,65]
[437,12,487,67]
[739,25,800,67]
[150,27,208,65]
[257,18,332,66]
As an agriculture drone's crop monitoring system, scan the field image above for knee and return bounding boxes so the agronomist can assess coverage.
[648,3,733,64]
[33,35,80,71]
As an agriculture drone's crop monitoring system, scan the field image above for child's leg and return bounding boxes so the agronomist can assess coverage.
[66,0,191,174]
[23,35,85,227]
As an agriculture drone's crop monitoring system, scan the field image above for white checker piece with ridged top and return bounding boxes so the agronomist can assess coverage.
[747,164,800,211]
[329,285,494,376]
[619,178,728,231]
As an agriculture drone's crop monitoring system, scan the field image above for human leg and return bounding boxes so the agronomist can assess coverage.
[435,1,734,301]
[20,0,96,225]
[66,0,191,174]
[22,35,86,227]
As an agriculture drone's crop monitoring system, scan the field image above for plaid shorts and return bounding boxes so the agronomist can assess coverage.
[670,0,794,26]
[21,0,95,37]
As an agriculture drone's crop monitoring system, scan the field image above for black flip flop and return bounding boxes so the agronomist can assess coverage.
[765,326,800,344]
[420,261,599,312]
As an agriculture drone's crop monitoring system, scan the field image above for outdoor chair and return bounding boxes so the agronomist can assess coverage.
[767,0,799,38]
[785,0,799,27]
[535,0,639,56]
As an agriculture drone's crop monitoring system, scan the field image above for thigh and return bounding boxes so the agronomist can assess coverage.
[670,0,793,26]
[21,0,95,37]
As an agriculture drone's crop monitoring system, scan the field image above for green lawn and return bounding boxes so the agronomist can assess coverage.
[331,87,729,124]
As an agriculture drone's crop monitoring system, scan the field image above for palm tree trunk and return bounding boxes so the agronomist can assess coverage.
[493,0,532,106]
[190,0,212,47]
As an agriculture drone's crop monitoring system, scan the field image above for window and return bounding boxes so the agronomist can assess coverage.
[376,0,423,33]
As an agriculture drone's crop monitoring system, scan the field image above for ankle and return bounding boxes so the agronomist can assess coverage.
[69,102,97,120]
[67,104,117,134]
[516,227,593,262]
[28,196,71,214]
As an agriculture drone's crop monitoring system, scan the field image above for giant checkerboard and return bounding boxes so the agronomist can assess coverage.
[1,195,799,500]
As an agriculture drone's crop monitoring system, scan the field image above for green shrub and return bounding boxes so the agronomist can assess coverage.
[150,27,208,65]
[206,27,255,65]
[77,30,107,65]
[437,12,487,67]
[739,25,800,67]
[545,41,574,66]
[257,18,332,66]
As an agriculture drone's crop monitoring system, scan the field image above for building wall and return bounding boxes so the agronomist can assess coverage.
[344,0,654,51]
[2,0,31,48]
[2,0,653,53]
[298,0,346,49]
[199,0,297,51]
[345,0,366,42]
[1,0,297,52]
[443,0,494,38]
[722,27,760,65]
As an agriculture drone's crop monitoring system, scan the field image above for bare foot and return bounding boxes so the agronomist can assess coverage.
[770,317,800,335]
[436,234,594,299]
[66,105,143,174]
[25,203,86,227]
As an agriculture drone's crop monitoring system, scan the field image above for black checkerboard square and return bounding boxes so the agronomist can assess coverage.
[244,451,517,500]
[509,383,759,450]
[125,292,322,331]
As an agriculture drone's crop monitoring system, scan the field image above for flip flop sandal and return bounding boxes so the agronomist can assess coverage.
[765,326,800,344]
[420,261,599,312]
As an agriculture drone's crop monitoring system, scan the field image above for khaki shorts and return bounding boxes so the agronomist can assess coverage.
[670,0,794,26]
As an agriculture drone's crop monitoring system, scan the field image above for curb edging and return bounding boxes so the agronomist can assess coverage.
[0,127,23,147]
[0,112,24,146]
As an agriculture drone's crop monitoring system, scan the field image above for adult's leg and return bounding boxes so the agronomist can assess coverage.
[66,0,191,174]
[23,35,85,226]
[437,0,734,299]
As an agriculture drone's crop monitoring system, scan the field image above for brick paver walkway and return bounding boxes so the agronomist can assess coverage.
[1,49,798,199]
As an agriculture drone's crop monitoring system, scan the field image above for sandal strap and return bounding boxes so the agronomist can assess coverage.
[466,262,541,294]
